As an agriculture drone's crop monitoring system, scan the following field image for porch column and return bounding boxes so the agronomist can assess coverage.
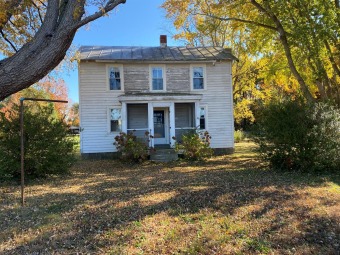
[121,102,127,133]
[169,102,175,148]
[148,103,154,148]
[195,102,200,129]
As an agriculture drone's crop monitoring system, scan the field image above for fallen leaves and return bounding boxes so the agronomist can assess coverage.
[0,142,339,254]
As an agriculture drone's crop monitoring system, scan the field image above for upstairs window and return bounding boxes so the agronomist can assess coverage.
[108,66,123,90]
[110,108,121,132]
[150,66,165,91]
[193,67,204,89]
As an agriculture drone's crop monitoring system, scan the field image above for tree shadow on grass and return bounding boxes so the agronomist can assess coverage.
[1,156,339,254]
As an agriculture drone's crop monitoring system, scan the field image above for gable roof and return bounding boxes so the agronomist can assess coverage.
[79,46,237,62]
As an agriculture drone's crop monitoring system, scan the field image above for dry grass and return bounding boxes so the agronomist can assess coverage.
[1,142,339,254]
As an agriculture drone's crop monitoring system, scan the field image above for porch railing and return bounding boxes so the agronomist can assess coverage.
[126,128,150,144]
[174,127,196,143]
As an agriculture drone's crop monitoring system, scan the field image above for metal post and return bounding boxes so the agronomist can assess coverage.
[19,97,68,206]
[20,99,25,206]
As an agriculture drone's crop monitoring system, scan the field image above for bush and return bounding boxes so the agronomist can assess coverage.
[114,131,150,162]
[253,100,340,172]
[0,104,75,180]
[234,130,245,143]
[174,130,213,161]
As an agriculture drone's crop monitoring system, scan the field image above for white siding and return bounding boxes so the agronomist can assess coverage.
[199,62,234,148]
[79,62,123,153]
[79,61,234,153]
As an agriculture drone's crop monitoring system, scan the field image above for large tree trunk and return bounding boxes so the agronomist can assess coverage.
[0,0,126,101]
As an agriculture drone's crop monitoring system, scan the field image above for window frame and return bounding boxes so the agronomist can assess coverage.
[199,105,208,130]
[149,65,166,92]
[108,107,122,133]
[106,64,124,92]
[190,64,207,91]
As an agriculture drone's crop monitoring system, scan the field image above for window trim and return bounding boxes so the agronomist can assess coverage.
[108,106,122,133]
[199,105,208,130]
[190,64,207,91]
[106,64,124,92]
[149,64,166,92]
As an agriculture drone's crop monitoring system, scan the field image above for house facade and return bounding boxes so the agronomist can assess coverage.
[78,38,236,157]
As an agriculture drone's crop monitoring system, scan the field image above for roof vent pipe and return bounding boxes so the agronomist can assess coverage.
[160,35,167,47]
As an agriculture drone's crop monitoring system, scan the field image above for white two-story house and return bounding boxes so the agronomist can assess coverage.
[78,36,236,158]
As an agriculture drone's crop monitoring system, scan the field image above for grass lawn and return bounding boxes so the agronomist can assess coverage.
[0,142,339,254]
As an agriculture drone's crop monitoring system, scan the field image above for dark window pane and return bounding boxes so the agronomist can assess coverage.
[193,78,204,89]
[110,78,121,90]
[152,78,163,90]
[200,118,205,130]
[200,107,206,129]
[111,120,121,132]
[109,67,121,90]
[154,111,165,138]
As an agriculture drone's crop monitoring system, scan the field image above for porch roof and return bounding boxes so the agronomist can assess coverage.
[118,92,203,102]
[79,46,237,62]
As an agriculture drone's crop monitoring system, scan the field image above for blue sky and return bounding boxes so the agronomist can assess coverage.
[66,0,182,103]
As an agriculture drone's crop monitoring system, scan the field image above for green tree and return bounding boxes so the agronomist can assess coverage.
[0,101,75,180]
[0,85,75,180]
[162,0,340,104]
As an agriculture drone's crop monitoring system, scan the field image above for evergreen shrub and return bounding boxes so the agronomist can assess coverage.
[0,104,75,180]
[253,100,340,172]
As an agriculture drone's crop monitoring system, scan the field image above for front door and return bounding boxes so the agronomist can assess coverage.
[153,109,169,145]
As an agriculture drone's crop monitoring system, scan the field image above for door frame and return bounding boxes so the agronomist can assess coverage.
[147,102,175,148]
[153,107,169,145]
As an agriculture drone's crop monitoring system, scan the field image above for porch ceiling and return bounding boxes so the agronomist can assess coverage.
[118,93,202,102]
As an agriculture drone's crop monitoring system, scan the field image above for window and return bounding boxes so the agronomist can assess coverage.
[150,66,166,91]
[108,66,123,90]
[199,107,206,130]
[110,108,121,132]
[193,67,204,89]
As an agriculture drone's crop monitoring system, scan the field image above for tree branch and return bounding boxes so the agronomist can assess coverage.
[31,0,44,24]
[0,0,24,33]
[204,14,278,31]
[325,40,340,77]
[0,0,126,100]
[250,0,315,102]
[0,30,18,52]
[75,0,126,28]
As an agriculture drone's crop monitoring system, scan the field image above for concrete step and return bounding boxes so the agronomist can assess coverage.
[150,149,178,162]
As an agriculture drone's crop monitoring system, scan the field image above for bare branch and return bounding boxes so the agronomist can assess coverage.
[0,31,18,52]
[31,0,44,24]
[75,0,126,28]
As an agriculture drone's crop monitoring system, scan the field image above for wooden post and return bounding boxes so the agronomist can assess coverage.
[20,99,25,206]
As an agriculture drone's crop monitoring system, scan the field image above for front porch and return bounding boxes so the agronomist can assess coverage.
[119,93,203,148]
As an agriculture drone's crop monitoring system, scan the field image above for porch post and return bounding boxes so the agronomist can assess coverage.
[121,102,127,133]
[195,102,200,129]
[169,102,175,148]
[148,103,154,148]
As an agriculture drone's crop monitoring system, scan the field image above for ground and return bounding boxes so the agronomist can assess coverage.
[0,142,339,254]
